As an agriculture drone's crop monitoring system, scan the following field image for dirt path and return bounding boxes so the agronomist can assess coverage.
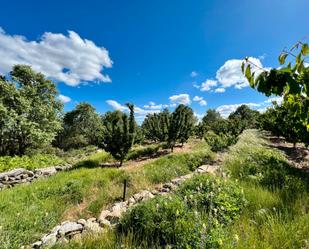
[265,134,309,172]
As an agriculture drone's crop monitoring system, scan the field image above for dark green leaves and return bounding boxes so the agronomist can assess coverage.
[278,53,288,65]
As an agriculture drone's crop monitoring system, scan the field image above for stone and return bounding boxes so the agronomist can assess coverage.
[35,167,57,176]
[99,210,111,220]
[133,190,154,202]
[84,220,103,233]
[31,240,42,248]
[58,222,83,237]
[77,219,86,226]
[6,168,28,177]
[41,233,57,247]
[99,218,111,227]
[50,225,61,234]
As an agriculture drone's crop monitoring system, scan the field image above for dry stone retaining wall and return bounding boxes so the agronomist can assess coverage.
[28,164,219,249]
[0,165,73,190]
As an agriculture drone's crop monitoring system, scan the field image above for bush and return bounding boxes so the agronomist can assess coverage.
[143,149,213,183]
[118,195,203,248]
[177,175,246,224]
[225,130,309,199]
[204,131,236,152]
[118,175,246,248]
[126,144,161,161]
[0,154,65,172]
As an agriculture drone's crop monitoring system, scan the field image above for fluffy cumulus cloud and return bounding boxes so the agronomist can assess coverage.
[106,100,161,116]
[143,101,163,110]
[200,79,217,92]
[0,28,112,86]
[216,57,263,89]
[216,102,261,118]
[214,87,225,93]
[195,57,265,92]
[193,96,207,106]
[58,94,71,103]
[216,96,283,118]
[169,94,191,105]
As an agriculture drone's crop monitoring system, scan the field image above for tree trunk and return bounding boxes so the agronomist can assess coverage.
[119,158,123,168]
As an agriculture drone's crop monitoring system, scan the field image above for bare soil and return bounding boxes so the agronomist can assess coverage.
[265,134,309,172]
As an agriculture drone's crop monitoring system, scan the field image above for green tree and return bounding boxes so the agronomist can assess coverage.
[202,109,222,131]
[0,65,62,155]
[101,104,136,166]
[142,109,170,142]
[55,102,104,150]
[243,42,309,145]
[168,104,195,151]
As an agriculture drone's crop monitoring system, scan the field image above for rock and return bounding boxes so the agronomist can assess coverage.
[35,167,57,176]
[84,219,103,233]
[6,168,28,177]
[50,225,61,234]
[159,187,170,193]
[133,190,154,202]
[127,196,136,206]
[99,218,111,227]
[58,222,83,237]
[163,183,177,190]
[77,219,86,226]
[99,210,111,220]
[31,240,42,248]
[41,233,57,247]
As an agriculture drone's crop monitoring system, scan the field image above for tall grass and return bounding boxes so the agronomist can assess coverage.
[221,129,309,249]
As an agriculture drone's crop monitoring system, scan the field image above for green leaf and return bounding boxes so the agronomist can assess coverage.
[241,62,245,73]
[301,43,309,56]
[278,53,288,65]
[245,64,252,80]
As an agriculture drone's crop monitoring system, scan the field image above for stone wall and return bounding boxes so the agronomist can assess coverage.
[0,165,73,190]
[28,164,219,249]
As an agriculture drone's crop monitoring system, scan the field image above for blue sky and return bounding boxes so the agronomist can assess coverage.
[0,0,308,122]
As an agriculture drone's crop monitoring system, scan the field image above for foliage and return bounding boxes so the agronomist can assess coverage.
[0,154,65,173]
[74,150,113,169]
[55,103,104,150]
[143,145,214,183]
[225,130,309,196]
[0,65,62,156]
[142,104,196,151]
[126,144,161,160]
[100,104,136,166]
[243,42,309,145]
[168,104,196,151]
[142,109,170,142]
[204,131,236,152]
[118,175,246,248]
[221,129,309,249]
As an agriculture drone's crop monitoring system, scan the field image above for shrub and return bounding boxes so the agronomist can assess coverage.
[126,144,161,161]
[118,195,204,248]
[118,175,246,248]
[204,131,236,152]
[143,150,213,183]
[0,154,65,172]
[177,175,246,224]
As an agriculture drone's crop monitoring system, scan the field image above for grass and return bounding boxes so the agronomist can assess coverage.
[0,140,213,249]
[220,129,309,249]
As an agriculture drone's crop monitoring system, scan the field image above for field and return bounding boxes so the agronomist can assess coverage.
[0,140,214,249]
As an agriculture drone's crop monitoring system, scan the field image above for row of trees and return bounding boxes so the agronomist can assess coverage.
[0,64,263,165]
[243,42,309,146]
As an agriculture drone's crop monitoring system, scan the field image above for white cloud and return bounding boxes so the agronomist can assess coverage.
[190,71,198,77]
[216,102,261,118]
[216,57,264,89]
[143,101,163,110]
[0,28,112,86]
[193,96,203,102]
[169,93,191,105]
[264,96,283,105]
[193,83,200,89]
[199,100,207,106]
[200,79,217,92]
[106,100,161,116]
[214,88,225,93]
[106,100,127,112]
[58,94,71,103]
[193,96,207,106]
